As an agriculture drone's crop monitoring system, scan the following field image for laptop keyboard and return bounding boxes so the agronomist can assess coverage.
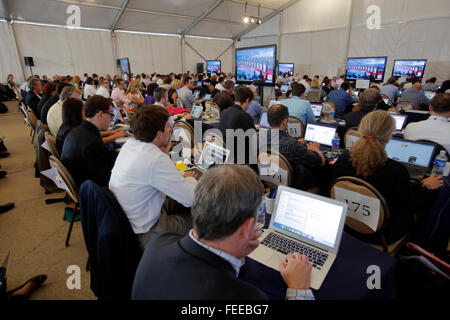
[407,166,426,181]
[261,232,328,269]
[186,167,204,180]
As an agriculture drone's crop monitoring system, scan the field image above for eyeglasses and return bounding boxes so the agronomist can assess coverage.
[103,111,115,118]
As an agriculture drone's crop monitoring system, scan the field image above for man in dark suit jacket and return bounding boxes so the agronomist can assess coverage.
[212,80,235,111]
[219,86,256,165]
[132,165,314,300]
[61,95,118,187]
[25,78,42,119]
[345,88,382,130]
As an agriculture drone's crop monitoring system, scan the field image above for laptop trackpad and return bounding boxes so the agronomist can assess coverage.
[267,252,283,271]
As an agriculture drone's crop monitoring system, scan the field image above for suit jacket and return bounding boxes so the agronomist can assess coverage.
[25,90,41,120]
[61,120,117,188]
[132,232,268,300]
[213,91,234,111]
[344,110,371,130]
[40,94,59,124]
[79,180,142,300]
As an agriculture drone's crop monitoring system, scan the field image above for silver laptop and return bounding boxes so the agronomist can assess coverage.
[391,114,407,132]
[304,123,337,152]
[184,141,230,180]
[424,91,435,100]
[249,186,347,290]
[191,104,203,118]
[385,138,435,180]
[310,103,323,118]
[258,111,270,128]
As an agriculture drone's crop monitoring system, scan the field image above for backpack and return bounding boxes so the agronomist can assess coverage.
[0,102,7,114]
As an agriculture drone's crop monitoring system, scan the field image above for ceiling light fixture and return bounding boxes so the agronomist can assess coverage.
[242,2,262,25]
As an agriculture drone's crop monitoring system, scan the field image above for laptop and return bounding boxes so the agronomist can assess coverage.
[191,104,203,118]
[193,90,200,98]
[258,111,270,129]
[310,103,323,118]
[197,81,202,87]
[248,186,347,290]
[383,98,389,104]
[385,138,436,180]
[204,93,212,100]
[183,141,230,180]
[424,91,435,100]
[391,114,407,132]
[280,85,289,93]
[304,123,338,152]
[269,100,278,108]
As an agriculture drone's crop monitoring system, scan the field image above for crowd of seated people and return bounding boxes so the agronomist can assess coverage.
[4,68,449,301]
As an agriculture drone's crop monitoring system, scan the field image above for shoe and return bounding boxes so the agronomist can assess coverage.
[7,274,47,296]
[0,170,6,178]
[0,202,14,214]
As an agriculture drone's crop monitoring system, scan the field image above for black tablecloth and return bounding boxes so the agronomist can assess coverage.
[239,232,396,300]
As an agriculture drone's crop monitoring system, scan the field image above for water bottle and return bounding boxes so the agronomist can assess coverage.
[431,150,447,176]
[256,200,266,226]
[329,110,335,120]
[177,99,182,108]
[331,133,340,153]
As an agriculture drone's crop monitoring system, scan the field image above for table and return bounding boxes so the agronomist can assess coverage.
[239,230,396,300]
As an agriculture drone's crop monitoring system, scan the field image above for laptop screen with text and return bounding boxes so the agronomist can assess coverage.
[198,142,230,170]
[392,114,407,131]
[304,124,337,146]
[273,189,344,248]
[310,104,323,117]
[259,111,270,128]
[385,139,434,168]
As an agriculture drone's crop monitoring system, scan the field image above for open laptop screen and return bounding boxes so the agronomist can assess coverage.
[392,114,407,131]
[310,104,323,117]
[269,100,278,108]
[424,91,435,100]
[385,139,435,168]
[198,142,230,170]
[258,111,270,128]
[304,124,337,146]
[273,189,344,248]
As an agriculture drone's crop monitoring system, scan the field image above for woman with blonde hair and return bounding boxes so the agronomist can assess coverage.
[332,110,443,245]
[125,79,144,109]
[168,79,181,105]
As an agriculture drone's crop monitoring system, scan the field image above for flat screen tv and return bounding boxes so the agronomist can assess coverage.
[206,60,221,74]
[119,58,130,76]
[345,56,387,82]
[278,63,294,76]
[392,59,427,78]
[235,44,276,85]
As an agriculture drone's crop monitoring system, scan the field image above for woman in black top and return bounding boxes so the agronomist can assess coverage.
[332,110,443,245]
[37,82,56,116]
[56,98,84,155]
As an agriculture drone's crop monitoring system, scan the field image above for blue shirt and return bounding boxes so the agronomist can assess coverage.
[399,88,430,110]
[327,88,353,118]
[380,84,400,102]
[247,100,263,124]
[280,96,316,126]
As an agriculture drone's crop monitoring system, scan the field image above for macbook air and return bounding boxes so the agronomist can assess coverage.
[310,103,323,118]
[249,186,347,290]
[385,138,435,180]
[304,123,338,152]
[204,93,212,100]
[184,141,230,180]
[391,114,407,132]
[424,91,435,100]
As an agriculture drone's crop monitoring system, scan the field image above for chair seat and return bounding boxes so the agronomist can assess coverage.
[369,234,408,256]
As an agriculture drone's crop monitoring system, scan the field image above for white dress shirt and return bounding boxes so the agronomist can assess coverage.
[404,116,450,154]
[46,100,63,136]
[96,85,110,98]
[215,83,225,92]
[109,139,197,234]
[83,84,97,100]
[111,87,126,108]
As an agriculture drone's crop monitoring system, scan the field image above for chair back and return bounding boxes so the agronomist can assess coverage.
[344,128,360,150]
[27,110,38,132]
[172,121,194,149]
[45,131,61,159]
[397,101,413,111]
[388,107,400,114]
[330,176,390,249]
[287,116,305,138]
[322,101,336,118]
[48,155,79,204]
[257,149,293,188]
[204,131,225,148]
[307,90,321,103]
[205,100,212,112]
[210,102,221,119]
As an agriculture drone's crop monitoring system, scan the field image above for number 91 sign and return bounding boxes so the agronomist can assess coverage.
[333,186,380,232]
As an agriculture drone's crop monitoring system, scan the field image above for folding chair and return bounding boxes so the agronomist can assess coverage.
[287,115,305,138]
[257,149,293,188]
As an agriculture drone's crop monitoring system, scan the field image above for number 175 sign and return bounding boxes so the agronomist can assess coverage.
[333,187,380,232]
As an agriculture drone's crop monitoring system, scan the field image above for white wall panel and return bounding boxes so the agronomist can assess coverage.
[0,22,23,83]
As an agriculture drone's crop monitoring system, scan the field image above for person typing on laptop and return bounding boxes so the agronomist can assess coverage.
[132,165,314,300]
[332,110,443,245]
[109,106,198,251]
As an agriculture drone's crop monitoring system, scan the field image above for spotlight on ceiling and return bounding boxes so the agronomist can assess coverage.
[243,16,249,23]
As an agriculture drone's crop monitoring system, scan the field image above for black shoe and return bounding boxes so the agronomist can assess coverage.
[7,274,47,296]
[0,170,7,178]
[0,202,14,214]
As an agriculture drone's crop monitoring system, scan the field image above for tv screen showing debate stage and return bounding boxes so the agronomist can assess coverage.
[278,63,294,76]
[206,60,221,74]
[235,45,276,85]
[392,59,427,78]
[119,58,130,75]
[345,57,387,82]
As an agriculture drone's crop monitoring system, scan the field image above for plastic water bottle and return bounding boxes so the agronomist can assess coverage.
[177,99,182,108]
[331,133,340,153]
[431,150,448,176]
[256,200,266,226]
[329,110,335,120]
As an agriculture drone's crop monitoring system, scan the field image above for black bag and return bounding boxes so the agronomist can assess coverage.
[0,102,8,114]
[0,137,7,153]
[0,84,15,101]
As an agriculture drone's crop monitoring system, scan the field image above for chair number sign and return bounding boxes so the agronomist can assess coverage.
[258,161,288,186]
[333,186,380,231]
[287,123,301,138]
[211,107,220,119]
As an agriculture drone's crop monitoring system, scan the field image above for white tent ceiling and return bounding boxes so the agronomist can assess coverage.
[0,0,296,39]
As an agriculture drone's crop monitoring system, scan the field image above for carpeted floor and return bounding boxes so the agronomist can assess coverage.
[0,100,95,300]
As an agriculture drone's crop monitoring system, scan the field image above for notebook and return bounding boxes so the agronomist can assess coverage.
[385,138,435,180]
[248,186,347,289]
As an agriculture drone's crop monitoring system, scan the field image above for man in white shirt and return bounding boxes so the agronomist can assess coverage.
[336,74,345,88]
[111,79,126,109]
[109,106,198,251]
[404,93,450,154]
[299,77,311,96]
[47,86,80,136]
[215,77,226,92]
[96,79,110,98]
[83,77,96,100]
[179,76,205,110]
